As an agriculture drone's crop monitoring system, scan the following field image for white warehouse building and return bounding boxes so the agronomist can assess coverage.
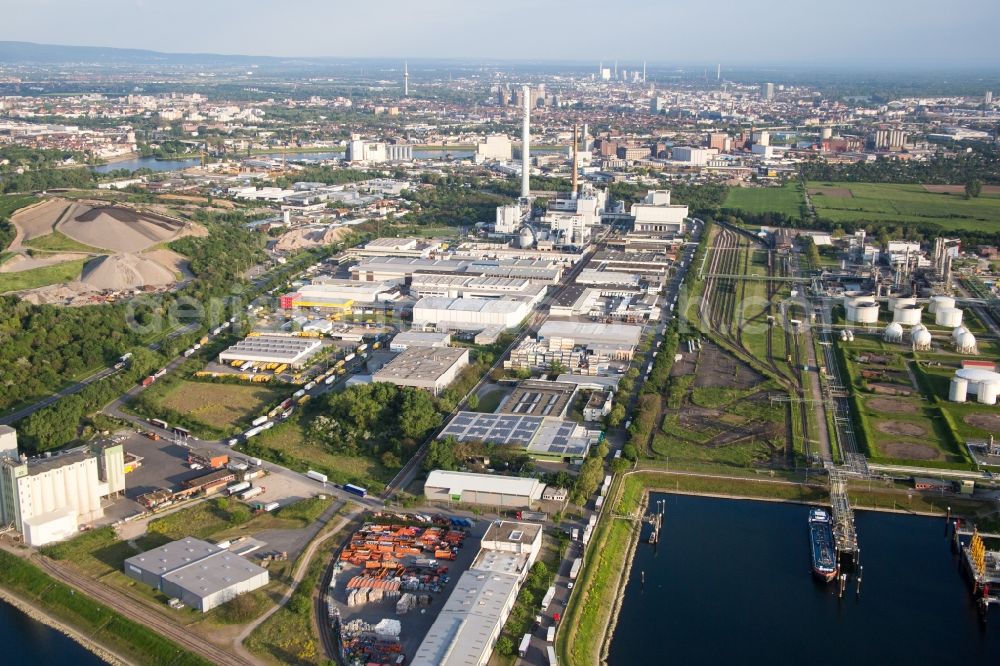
[372,347,470,395]
[124,537,269,612]
[424,470,545,509]
[412,296,530,330]
[218,335,322,368]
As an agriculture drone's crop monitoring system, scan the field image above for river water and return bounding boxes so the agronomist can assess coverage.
[608,493,1000,664]
[0,597,107,665]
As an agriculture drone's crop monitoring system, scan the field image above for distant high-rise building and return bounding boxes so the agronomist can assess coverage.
[707,132,728,151]
[716,63,721,80]
[650,97,667,113]
[403,61,409,97]
[761,82,774,100]
[600,68,611,81]
[986,91,994,105]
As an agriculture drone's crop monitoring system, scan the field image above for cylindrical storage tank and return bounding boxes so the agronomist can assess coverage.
[893,305,923,326]
[913,328,932,350]
[978,381,998,405]
[889,296,916,310]
[883,322,903,343]
[949,376,969,403]
[928,295,955,313]
[847,302,879,324]
[935,307,963,327]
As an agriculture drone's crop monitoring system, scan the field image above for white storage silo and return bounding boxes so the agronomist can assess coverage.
[851,302,879,324]
[912,328,932,351]
[893,305,923,326]
[883,322,903,343]
[928,295,955,314]
[979,382,999,405]
[935,307,963,328]
[949,376,969,403]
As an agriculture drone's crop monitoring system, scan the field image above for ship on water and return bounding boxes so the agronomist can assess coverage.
[809,508,839,582]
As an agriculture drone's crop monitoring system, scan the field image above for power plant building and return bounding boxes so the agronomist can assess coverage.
[123,537,269,612]
[0,430,125,546]
[474,135,513,163]
[630,190,689,236]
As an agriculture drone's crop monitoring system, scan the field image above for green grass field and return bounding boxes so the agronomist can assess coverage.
[0,194,39,219]
[0,257,88,292]
[723,182,805,217]
[22,230,101,253]
[808,181,1000,231]
[155,380,284,430]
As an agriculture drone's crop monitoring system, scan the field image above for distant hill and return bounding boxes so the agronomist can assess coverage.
[0,41,277,66]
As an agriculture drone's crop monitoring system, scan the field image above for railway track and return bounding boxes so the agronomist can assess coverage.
[33,556,250,666]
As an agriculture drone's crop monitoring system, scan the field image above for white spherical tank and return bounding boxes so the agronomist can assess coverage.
[952,326,970,342]
[893,305,923,326]
[890,296,916,310]
[928,295,956,314]
[978,381,999,405]
[957,331,978,353]
[912,328,933,350]
[883,322,904,343]
[949,376,969,403]
[849,302,880,324]
[517,225,535,249]
[935,307,963,328]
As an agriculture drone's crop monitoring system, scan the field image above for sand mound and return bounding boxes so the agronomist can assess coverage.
[58,203,187,252]
[0,252,89,273]
[80,253,176,290]
[273,225,349,252]
[141,248,191,279]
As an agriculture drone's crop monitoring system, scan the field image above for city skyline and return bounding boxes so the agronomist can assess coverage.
[1,0,999,67]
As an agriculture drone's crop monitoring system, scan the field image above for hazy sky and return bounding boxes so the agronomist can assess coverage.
[3,0,999,67]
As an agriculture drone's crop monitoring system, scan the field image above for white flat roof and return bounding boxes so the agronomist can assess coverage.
[415,296,527,314]
[538,320,643,346]
[424,470,544,499]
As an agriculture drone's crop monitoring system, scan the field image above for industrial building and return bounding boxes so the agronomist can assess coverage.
[499,380,578,418]
[409,274,547,307]
[0,430,125,546]
[412,521,541,666]
[412,296,530,330]
[388,330,452,352]
[438,411,596,460]
[537,320,643,360]
[123,537,269,612]
[372,346,470,395]
[474,135,513,163]
[353,237,444,259]
[349,257,562,284]
[630,190,689,236]
[423,471,545,508]
[280,279,397,310]
[218,335,322,368]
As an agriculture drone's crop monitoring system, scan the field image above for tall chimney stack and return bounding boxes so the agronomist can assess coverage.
[521,85,531,199]
[571,124,579,197]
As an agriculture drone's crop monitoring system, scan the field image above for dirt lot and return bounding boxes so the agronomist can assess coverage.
[875,420,927,438]
[964,413,1000,430]
[867,397,919,414]
[157,380,285,430]
[9,198,69,242]
[879,440,941,460]
[807,187,853,198]
[922,184,1000,195]
[691,340,763,389]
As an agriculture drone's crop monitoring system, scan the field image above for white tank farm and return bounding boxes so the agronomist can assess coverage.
[847,300,880,324]
[953,367,1000,402]
[883,322,904,343]
[912,327,932,350]
[892,304,923,326]
[889,296,917,310]
[934,307,963,327]
[949,376,969,403]
[928,295,955,314]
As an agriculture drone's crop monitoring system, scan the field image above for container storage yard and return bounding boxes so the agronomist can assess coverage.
[326,515,486,665]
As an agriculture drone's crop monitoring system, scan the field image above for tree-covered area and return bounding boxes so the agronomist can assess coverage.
[401,183,510,227]
[307,382,441,469]
[0,145,89,171]
[1,166,96,193]
[799,147,1000,185]
[137,140,198,159]
[170,210,268,291]
[0,219,13,252]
